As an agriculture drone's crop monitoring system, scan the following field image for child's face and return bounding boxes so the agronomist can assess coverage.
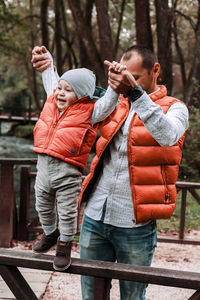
[54,79,78,111]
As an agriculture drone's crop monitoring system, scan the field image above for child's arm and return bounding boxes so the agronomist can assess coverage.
[32,46,59,98]
[90,61,127,125]
[41,52,59,98]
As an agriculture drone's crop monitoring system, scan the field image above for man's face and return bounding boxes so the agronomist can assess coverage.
[120,52,158,94]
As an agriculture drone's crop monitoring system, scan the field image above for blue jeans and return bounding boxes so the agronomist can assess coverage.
[80,214,157,300]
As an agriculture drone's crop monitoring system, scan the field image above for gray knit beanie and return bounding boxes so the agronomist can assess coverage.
[60,68,96,99]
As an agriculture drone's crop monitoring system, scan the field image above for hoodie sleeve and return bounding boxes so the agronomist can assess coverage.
[132,92,189,146]
[90,86,119,125]
[41,52,60,98]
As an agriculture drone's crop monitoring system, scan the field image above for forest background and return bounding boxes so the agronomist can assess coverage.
[0,0,199,182]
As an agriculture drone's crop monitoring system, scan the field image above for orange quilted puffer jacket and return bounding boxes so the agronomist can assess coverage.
[79,85,186,223]
[33,94,97,173]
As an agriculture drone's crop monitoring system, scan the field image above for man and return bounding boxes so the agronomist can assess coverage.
[32,45,189,300]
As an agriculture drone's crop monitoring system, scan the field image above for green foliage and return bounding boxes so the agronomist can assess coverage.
[179,106,200,182]
[0,1,34,116]
[0,54,30,115]
[0,1,28,55]
[157,190,200,232]
[9,123,34,138]
[2,88,29,116]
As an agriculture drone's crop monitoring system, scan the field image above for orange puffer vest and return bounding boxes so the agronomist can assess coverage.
[33,94,97,173]
[79,85,186,223]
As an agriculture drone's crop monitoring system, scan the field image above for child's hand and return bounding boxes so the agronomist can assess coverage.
[31,46,52,72]
[104,60,127,74]
[32,45,47,55]
[104,60,138,94]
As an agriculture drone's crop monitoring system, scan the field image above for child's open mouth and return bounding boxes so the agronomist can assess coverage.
[57,98,66,103]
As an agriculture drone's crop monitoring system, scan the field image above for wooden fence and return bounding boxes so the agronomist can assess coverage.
[0,115,38,135]
[0,158,200,247]
[0,249,200,300]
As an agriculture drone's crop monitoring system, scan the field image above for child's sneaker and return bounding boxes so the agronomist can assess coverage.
[53,239,72,271]
[33,228,59,253]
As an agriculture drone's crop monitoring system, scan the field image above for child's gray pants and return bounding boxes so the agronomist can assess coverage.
[35,154,82,237]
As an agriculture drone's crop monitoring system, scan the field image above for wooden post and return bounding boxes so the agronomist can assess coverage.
[94,277,111,300]
[189,188,200,205]
[179,188,187,240]
[18,166,31,241]
[188,289,200,300]
[0,265,38,300]
[0,163,14,247]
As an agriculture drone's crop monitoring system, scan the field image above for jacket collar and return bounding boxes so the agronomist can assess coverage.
[150,85,167,102]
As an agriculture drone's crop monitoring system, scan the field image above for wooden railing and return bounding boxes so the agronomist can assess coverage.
[0,115,38,122]
[0,249,200,300]
[0,115,38,135]
[0,158,200,247]
[0,158,37,247]
[158,181,200,245]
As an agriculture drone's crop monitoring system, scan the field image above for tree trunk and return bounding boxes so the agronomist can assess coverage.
[155,0,173,93]
[78,1,94,70]
[173,17,186,88]
[30,0,40,110]
[95,0,114,65]
[134,0,153,51]
[40,0,49,49]
[60,0,78,69]
[54,0,63,75]
[68,0,106,87]
[185,0,200,107]
[114,0,126,57]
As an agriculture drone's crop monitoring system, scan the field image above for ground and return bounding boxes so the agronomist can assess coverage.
[11,230,200,300]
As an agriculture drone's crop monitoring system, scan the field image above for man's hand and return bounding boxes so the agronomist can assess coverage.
[31,46,51,72]
[104,60,138,94]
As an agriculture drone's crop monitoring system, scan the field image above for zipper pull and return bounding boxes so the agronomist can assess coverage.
[165,193,170,204]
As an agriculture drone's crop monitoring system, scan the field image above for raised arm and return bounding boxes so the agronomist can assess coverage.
[31,46,59,98]
[91,61,129,125]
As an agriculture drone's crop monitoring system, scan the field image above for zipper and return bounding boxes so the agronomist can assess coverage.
[44,119,58,149]
[45,104,71,149]
[161,165,170,204]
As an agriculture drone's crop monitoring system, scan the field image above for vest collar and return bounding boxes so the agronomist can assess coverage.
[150,85,167,102]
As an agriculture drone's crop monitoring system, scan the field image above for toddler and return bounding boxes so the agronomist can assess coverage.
[32,50,122,271]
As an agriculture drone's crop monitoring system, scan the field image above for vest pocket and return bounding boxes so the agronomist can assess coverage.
[55,126,96,157]
[161,165,170,204]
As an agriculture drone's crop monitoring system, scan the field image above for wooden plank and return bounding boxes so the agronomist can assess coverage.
[0,158,37,165]
[27,216,41,232]
[176,181,200,189]
[0,115,38,122]
[18,166,31,241]
[0,265,38,300]
[0,164,14,247]
[157,236,200,245]
[0,249,200,290]
[188,289,200,300]
[94,278,111,300]
[179,188,187,240]
[29,171,36,178]
[189,188,200,205]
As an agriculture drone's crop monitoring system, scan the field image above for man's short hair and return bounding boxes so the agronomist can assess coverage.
[122,45,158,71]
